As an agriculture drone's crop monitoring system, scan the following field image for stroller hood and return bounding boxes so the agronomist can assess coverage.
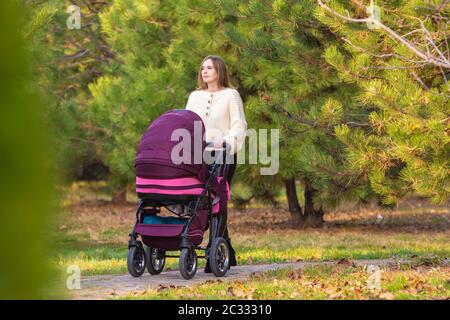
[135,109,207,178]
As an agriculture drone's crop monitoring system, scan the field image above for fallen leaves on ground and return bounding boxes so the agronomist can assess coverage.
[127,264,450,300]
[379,292,395,300]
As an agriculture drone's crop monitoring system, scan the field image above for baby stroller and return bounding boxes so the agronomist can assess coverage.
[127,109,233,280]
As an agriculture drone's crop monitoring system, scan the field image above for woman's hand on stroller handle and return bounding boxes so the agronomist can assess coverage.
[205,141,232,169]
[206,140,228,149]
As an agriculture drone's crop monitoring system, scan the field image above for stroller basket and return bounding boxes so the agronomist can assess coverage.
[135,207,208,251]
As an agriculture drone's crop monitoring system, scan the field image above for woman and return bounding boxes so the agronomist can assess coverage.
[186,55,247,272]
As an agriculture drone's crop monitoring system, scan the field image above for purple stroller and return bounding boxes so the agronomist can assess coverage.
[127,109,232,279]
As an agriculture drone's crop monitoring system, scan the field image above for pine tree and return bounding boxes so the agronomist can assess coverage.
[316,0,449,204]
[91,0,377,223]
[171,0,372,226]
[167,0,287,206]
[88,0,190,203]
[27,0,115,183]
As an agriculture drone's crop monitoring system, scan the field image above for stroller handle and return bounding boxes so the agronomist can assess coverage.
[205,141,232,165]
[205,140,228,150]
[204,142,234,181]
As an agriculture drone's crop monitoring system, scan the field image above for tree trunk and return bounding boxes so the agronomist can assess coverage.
[302,179,324,228]
[284,178,302,224]
[112,186,127,204]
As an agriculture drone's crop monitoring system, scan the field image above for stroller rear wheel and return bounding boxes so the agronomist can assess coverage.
[146,246,165,275]
[179,248,197,280]
[209,237,230,277]
[127,245,146,277]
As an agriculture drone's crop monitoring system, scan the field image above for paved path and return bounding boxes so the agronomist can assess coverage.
[68,258,418,300]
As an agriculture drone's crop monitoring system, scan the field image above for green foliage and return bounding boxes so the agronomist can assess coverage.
[27,0,116,182]
[317,0,449,204]
[0,1,56,299]
[65,0,375,209]
[31,0,448,209]
[88,0,188,190]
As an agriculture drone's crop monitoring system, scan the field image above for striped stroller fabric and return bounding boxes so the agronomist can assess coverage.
[135,176,204,195]
[136,176,221,213]
[134,110,227,215]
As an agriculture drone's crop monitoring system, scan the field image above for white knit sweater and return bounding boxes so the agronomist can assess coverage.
[186,88,247,155]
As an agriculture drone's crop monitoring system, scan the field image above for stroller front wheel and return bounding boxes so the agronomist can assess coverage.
[179,248,197,280]
[209,237,230,277]
[127,245,146,277]
[146,246,165,275]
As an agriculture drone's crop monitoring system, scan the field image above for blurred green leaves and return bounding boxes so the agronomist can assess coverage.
[0,1,56,299]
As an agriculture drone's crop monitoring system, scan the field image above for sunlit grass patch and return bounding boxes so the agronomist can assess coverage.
[52,234,449,276]
[52,200,450,276]
[386,275,408,292]
[52,226,449,276]
[53,246,190,276]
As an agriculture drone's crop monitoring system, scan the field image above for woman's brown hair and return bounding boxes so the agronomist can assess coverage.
[197,55,232,90]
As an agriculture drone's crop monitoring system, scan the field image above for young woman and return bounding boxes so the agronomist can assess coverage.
[186,55,247,272]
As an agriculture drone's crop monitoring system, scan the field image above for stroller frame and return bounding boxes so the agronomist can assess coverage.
[127,145,232,279]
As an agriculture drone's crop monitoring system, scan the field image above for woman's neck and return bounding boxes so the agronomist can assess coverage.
[205,83,222,92]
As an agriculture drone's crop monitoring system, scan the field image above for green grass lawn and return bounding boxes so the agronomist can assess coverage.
[51,185,450,299]
[51,183,449,299]
[53,231,449,276]
[52,202,450,276]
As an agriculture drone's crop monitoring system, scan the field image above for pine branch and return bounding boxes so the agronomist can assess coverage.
[317,0,450,69]
[66,137,97,144]
[411,71,429,90]
[342,37,427,64]
[345,121,369,127]
[360,64,427,70]
[60,49,90,61]
[436,0,450,11]
[269,103,369,131]
[341,38,449,95]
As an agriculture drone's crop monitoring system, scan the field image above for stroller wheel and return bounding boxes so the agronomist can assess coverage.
[209,237,230,277]
[179,248,197,280]
[127,245,146,277]
[146,246,165,275]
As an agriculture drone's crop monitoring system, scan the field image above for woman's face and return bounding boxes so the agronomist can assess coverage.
[201,59,218,86]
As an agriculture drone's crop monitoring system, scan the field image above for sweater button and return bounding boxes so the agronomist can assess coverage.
[206,112,209,116]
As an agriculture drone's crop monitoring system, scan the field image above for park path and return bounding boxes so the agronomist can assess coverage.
[68,258,411,300]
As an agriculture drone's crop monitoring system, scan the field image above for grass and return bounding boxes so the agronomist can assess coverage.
[51,196,450,277]
[118,264,450,300]
[53,231,449,276]
[51,183,449,299]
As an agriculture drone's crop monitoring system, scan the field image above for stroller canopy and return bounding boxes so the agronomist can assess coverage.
[135,109,207,179]
[135,109,229,212]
